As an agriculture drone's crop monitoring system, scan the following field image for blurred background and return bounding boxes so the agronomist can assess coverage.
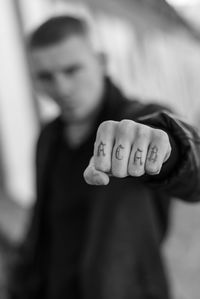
[0,0,200,298]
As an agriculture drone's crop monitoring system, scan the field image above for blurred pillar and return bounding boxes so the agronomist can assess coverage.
[0,0,39,206]
[18,0,52,33]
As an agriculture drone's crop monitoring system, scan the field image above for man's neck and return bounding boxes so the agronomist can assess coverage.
[64,120,94,148]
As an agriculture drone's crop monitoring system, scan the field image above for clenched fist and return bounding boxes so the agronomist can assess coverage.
[84,120,171,185]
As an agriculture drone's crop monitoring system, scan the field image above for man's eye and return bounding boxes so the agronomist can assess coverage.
[63,66,81,76]
[37,72,53,82]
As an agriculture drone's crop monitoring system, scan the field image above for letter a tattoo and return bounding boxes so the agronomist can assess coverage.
[97,141,106,157]
[134,148,143,165]
[148,146,158,163]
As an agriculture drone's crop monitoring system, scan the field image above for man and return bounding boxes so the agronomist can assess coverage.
[9,15,200,299]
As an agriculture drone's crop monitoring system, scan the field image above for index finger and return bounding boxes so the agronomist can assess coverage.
[93,121,117,173]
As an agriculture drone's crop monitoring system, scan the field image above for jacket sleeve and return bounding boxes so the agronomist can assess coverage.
[137,109,200,202]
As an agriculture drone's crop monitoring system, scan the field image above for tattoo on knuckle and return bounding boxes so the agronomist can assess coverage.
[147,145,158,163]
[115,144,124,160]
[133,148,143,166]
[97,141,106,157]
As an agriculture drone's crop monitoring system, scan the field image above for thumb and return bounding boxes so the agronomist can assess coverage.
[83,157,110,185]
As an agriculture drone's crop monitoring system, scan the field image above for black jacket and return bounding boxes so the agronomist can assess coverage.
[9,79,200,299]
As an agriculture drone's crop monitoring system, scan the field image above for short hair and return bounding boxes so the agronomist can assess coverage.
[28,15,90,49]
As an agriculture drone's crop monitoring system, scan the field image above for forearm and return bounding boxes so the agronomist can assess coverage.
[138,111,200,201]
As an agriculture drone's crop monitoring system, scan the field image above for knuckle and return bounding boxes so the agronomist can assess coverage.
[117,119,135,138]
[153,129,169,143]
[97,120,116,136]
[136,125,150,140]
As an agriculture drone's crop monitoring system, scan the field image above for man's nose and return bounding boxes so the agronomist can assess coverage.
[54,73,71,96]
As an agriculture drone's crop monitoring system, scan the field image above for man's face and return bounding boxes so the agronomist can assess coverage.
[30,35,105,123]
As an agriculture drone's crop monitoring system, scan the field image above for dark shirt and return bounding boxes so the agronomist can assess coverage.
[45,135,99,299]
[44,134,172,299]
